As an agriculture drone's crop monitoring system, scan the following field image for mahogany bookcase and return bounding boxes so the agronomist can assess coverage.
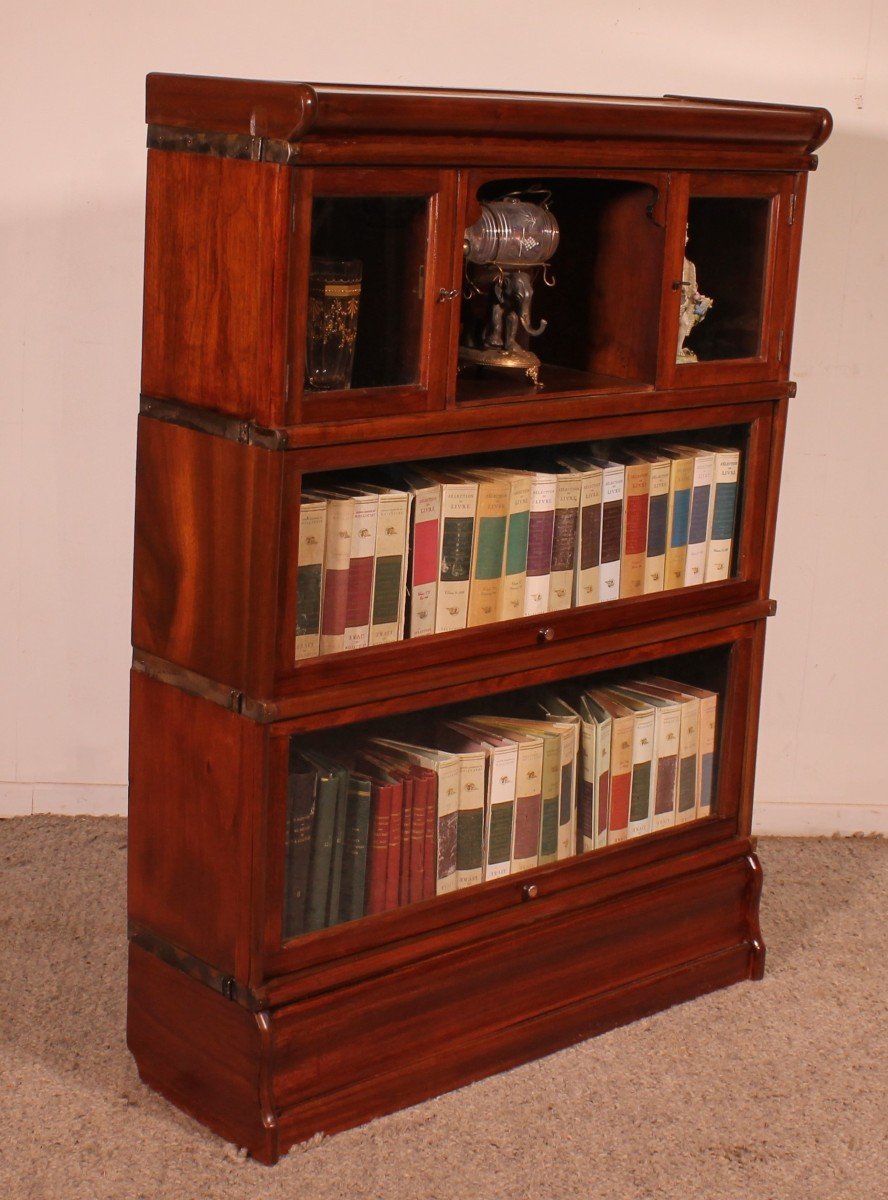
[128,74,831,1163]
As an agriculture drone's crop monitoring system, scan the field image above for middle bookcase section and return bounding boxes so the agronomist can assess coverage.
[455,172,667,404]
[291,421,753,669]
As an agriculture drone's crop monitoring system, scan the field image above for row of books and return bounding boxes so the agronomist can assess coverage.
[283,674,718,938]
[296,442,741,661]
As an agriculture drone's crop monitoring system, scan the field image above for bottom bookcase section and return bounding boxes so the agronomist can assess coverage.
[279,643,734,945]
[128,837,764,1163]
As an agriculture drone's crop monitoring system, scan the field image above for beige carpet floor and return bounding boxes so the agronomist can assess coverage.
[0,817,885,1199]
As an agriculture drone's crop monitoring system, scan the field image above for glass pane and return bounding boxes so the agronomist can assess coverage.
[282,645,727,942]
[681,197,771,362]
[307,195,428,391]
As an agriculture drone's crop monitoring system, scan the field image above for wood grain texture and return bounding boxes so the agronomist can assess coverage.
[132,415,282,697]
[141,150,290,424]
[128,671,266,980]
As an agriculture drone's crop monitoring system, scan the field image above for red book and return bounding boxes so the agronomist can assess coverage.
[355,751,404,912]
[422,770,438,901]
[363,779,392,916]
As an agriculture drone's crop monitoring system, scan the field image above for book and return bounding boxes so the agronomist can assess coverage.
[660,448,695,591]
[586,689,634,845]
[369,487,412,646]
[441,721,518,882]
[579,692,612,851]
[481,717,563,866]
[524,472,557,616]
[423,469,479,633]
[341,488,379,651]
[557,459,603,608]
[373,738,460,896]
[355,749,406,911]
[466,719,543,875]
[283,748,318,938]
[662,446,715,587]
[654,679,718,818]
[316,492,354,656]
[589,457,624,602]
[635,678,701,826]
[639,451,671,593]
[617,453,651,599]
[701,445,741,583]
[496,470,532,622]
[301,755,342,932]
[404,475,441,639]
[613,685,682,832]
[338,772,373,922]
[537,693,582,859]
[294,496,327,662]
[465,471,511,627]
[600,688,655,839]
[363,773,395,915]
[547,470,582,612]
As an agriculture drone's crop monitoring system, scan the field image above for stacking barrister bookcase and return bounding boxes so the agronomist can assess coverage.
[128,74,831,1163]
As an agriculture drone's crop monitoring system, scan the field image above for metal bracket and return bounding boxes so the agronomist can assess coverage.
[132,650,277,723]
[128,922,266,1010]
[148,124,301,165]
[140,396,287,451]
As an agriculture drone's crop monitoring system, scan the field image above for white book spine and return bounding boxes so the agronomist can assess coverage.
[294,500,327,662]
[369,493,410,646]
[343,495,379,651]
[644,460,671,594]
[595,716,612,850]
[598,465,624,602]
[318,497,353,656]
[580,718,597,853]
[696,693,718,818]
[548,474,582,612]
[575,468,602,607]
[650,703,682,831]
[434,756,461,894]
[523,475,557,616]
[675,697,700,825]
[484,743,519,881]
[684,452,715,586]
[628,708,655,839]
[456,752,486,890]
[408,484,440,639]
[499,472,532,622]
[704,451,740,583]
[435,482,478,633]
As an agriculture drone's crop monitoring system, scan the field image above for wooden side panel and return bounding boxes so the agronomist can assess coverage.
[128,943,278,1163]
[141,150,290,425]
[132,416,282,697]
[128,672,266,979]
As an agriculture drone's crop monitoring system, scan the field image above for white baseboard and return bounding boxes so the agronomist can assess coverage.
[0,783,128,818]
[753,801,888,837]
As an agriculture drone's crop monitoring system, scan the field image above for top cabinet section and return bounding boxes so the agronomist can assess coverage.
[142,76,831,432]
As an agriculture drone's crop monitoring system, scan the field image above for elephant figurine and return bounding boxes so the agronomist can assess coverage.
[483,268,548,353]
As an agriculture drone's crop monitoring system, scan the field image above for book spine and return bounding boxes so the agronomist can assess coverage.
[684,453,715,586]
[704,451,740,583]
[675,698,701,825]
[344,496,378,651]
[408,773,428,905]
[325,770,349,926]
[607,716,634,844]
[384,782,404,910]
[304,771,338,931]
[319,498,354,656]
[408,485,441,638]
[499,473,531,622]
[435,758,460,895]
[435,483,478,632]
[295,500,327,662]
[644,461,671,594]
[556,729,576,861]
[422,772,438,901]
[548,475,582,612]
[579,719,597,853]
[398,776,414,907]
[370,493,410,646]
[620,462,650,598]
[598,467,624,601]
[511,741,544,873]
[524,476,557,615]
[536,734,562,866]
[364,783,392,915]
[282,760,317,939]
[485,744,518,881]
[456,754,486,890]
[575,469,602,607]
[338,776,372,922]
[663,457,694,591]
[467,478,510,627]
[651,705,681,831]
[696,692,718,818]
[595,717,612,849]
[627,707,655,839]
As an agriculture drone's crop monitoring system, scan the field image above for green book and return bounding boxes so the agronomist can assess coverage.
[338,773,373,923]
[302,759,341,933]
[325,761,350,927]
[283,747,318,940]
